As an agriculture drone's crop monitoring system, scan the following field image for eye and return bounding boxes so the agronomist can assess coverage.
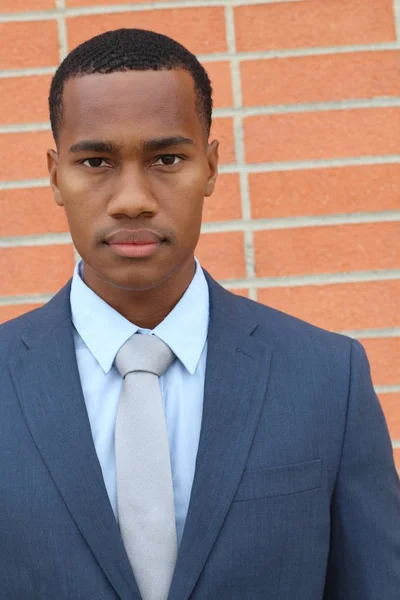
[81,158,111,168]
[153,155,182,167]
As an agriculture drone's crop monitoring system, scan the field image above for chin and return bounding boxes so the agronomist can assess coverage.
[82,249,193,293]
[105,263,177,292]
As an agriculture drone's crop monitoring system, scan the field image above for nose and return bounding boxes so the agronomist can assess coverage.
[107,165,159,219]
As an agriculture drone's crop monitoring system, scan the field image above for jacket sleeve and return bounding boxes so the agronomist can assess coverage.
[323,339,400,599]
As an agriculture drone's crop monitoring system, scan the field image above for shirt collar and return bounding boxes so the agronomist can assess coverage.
[70,258,209,375]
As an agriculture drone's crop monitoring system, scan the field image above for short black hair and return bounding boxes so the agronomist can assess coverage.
[49,28,213,146]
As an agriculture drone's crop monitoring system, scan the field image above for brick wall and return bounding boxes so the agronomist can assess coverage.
[0,0,399,466]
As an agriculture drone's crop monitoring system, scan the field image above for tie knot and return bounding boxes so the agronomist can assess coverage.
[115,333,175,378]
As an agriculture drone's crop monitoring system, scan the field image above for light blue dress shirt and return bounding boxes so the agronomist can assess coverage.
[70,258,209,547]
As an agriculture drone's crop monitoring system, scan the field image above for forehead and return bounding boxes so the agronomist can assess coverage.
[60,69,202,148]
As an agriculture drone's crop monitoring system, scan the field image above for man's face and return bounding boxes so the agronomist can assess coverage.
[47,69,218,292]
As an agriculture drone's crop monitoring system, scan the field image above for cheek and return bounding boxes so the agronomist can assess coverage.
[58,166,88,197]
[162,166,207,224]
[62,197,94,232]
[58,170,102,227]
[168,192,204,239]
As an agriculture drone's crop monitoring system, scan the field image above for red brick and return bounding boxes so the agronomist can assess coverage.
[241,52,400,107]
[258,281,400,332]
[379,393,400,440]
[244,108,400,163]
[196,232,245,280]
[67,8,227,55]
[203,173,241,223]
[0,246,75,296]
[359,338,400,387]
[250,164,400,219]
[0,303,43,324]
[254,222,400,277]
[0,130,54,181]
[210,118,235,165]
[0,21,59,70]
[0,0,54,11]
[205,62,233,108]
[0,188,68,237]
[235,0,396,52]
[0,75,52,125]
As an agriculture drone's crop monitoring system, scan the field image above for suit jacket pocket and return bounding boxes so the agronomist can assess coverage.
[232,458,322,502]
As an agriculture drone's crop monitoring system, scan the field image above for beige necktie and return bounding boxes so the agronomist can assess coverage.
[114,333,177,600]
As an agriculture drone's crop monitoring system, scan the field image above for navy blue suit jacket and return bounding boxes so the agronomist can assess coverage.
[1,271,399,599]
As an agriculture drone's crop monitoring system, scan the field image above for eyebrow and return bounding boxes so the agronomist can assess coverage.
[69,136,195,155]
[69,140,119,154]
[143,136,196,151]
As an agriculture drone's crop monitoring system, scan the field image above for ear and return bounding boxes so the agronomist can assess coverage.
[47,148,64,207]
[205,139,219,197]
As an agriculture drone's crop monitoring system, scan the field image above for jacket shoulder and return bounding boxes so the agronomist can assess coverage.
[0,306,45,359]
[0,280,72,362]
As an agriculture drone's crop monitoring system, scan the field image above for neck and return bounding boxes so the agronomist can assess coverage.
[81,258,196,330]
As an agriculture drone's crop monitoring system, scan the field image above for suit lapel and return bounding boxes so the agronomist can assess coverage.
[7,284,141,600]
[168,274,273,600]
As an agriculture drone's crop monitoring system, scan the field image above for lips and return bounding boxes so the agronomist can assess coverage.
[105,229,163,245]
[104,228,164,258]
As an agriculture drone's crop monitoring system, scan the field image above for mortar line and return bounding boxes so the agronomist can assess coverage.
[0,294,52,306]
[0,179,50,190]
[0,233,72,248]
[225,4,256,300]
[213,97,400,115]
[376,385,400,394]
[218,155,400,174]
[394,0,400,41]
[0,123,51,134]
[0,67,56,78]
[219,270,400,288]
[340,328,400,339]
[199,43,400,61]
[55,0,68,61]
[200,211,400,232]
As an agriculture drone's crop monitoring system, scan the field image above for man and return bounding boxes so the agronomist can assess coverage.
[0,28,399,600]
